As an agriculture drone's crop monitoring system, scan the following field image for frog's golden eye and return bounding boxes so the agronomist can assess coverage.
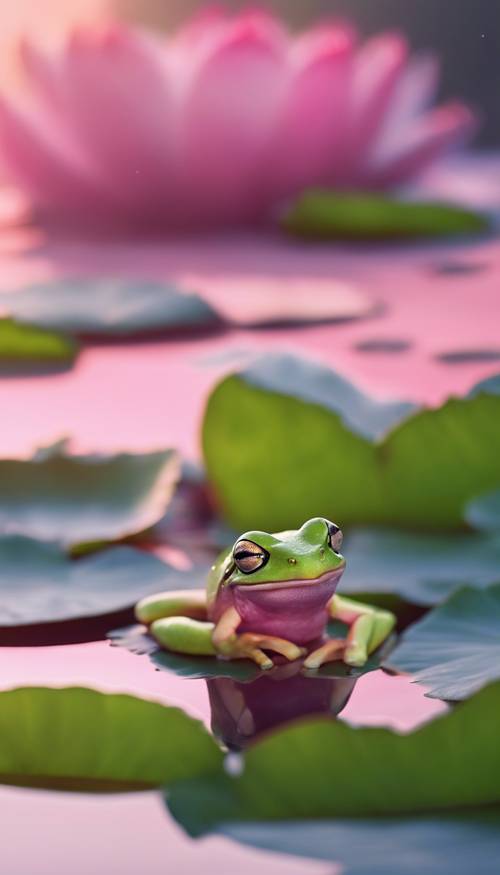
[327,521,343,553]
[233,540,269,574]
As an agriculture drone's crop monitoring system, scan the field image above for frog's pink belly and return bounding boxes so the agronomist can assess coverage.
[231,573,341,645]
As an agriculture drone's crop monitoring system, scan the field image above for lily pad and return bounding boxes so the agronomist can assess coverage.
[109,624,261,682]
[0,445,179,547]
[465,489,500,532]
[342,528,500,607]
[281,191,488,241]
[436,349,500,364]
[0,278,221,337]
[355,337,411,354]
[0,537,205,627]
[0,317,77,373]
[109,618,391,683]
[0,686,220,791]
[202,353,500,530]
[221,810,500,875]
[388,584,500,701]
[167,680,500,832]
[190,275,379,326]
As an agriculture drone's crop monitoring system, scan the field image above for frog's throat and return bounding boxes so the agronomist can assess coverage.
[228,564,345,590]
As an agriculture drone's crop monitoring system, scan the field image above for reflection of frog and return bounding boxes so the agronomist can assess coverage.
[208,666,357,750]
[136,518,395,670]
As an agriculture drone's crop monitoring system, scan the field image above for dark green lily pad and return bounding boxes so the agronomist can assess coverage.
[202,353,500,531]
[342,528,500,607]
[281,191,488,241]
[432,260,489,276]
[355,337,411,354]
[436,349,500,364]
[0,686,220,791]
[109,618,391,683]
[0,537,205,627]
[221,810,500,875]
[167,680,500,832]
[109,624,261,682]
[465,489,500,532]
[0,317,77,373]
[0,445,179,547]
[388,583,500,700]
[1,278,221,337]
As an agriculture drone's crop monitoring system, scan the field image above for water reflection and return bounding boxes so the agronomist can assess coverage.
[207,661,356,750]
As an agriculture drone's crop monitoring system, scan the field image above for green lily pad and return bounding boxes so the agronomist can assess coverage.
[109,624,261,682]
[109,618,391,683]
[0,445,179,548]
[0,686,220,791]
[465,489,500,532]
[281,191,488,241]
[0,278,221,337]
[388,583,500,700]
[0,537,204,627]
[221,810,500,875]
[202,353,500,531]
[0,317,77,373]
[342,528,500,607]
[167,680,500,832]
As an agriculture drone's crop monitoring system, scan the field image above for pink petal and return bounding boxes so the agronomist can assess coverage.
[341,33,409,181]
[0,97,110,214]
[19,38,66,117]
[365,102,477,187]
[55,25,176,214]
[173,5,231,50]
[270,24,357,197]
[178,17,288,224]
[385,54,439,123]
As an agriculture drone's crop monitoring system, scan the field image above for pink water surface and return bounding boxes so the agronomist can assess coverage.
[0,224,497,872]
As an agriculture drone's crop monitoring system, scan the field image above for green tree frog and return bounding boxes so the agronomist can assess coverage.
[136,517,395,670]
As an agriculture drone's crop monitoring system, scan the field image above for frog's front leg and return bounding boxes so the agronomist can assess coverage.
[135,592,305,667]
[135,589,217,656]
[213,607,306,670]
[304,595,396,670]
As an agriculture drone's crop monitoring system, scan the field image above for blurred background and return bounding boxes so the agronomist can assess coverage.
[2,0,499,144]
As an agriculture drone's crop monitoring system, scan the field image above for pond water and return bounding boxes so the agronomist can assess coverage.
[0,225,498,871]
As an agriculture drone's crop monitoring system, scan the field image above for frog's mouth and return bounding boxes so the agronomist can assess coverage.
[232,567,345,645]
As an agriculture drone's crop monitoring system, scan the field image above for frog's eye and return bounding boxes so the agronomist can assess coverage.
[327,521,343,553]
[233,540,269,574]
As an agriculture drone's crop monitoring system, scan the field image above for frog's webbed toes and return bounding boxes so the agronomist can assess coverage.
[303,638,345,670]
[218,633,306,669]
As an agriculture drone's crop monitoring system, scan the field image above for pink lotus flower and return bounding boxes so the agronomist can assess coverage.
[0,8,475,229]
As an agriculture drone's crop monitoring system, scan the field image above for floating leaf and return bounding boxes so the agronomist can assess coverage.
[202,353,500,530]
[436,349,500,364]
[0,537,204,627]
[110,624,261,682]
[465,489,500,532]
[0,686,220,791]
[282,191,488,241]
[355,337,411,354]
[388,584,500,701]
[188,275,379,326]
[432,260,489,276]
[109,618,391,683]
[168,680,500,833]
[0,278,221,337]
[0,445,179,547]
[0,317,77,373]
[221,810,500,875]
[342,528,500,607]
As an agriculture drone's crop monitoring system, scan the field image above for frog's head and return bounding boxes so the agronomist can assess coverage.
[217,518,346,644]
[225,517,345,587]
